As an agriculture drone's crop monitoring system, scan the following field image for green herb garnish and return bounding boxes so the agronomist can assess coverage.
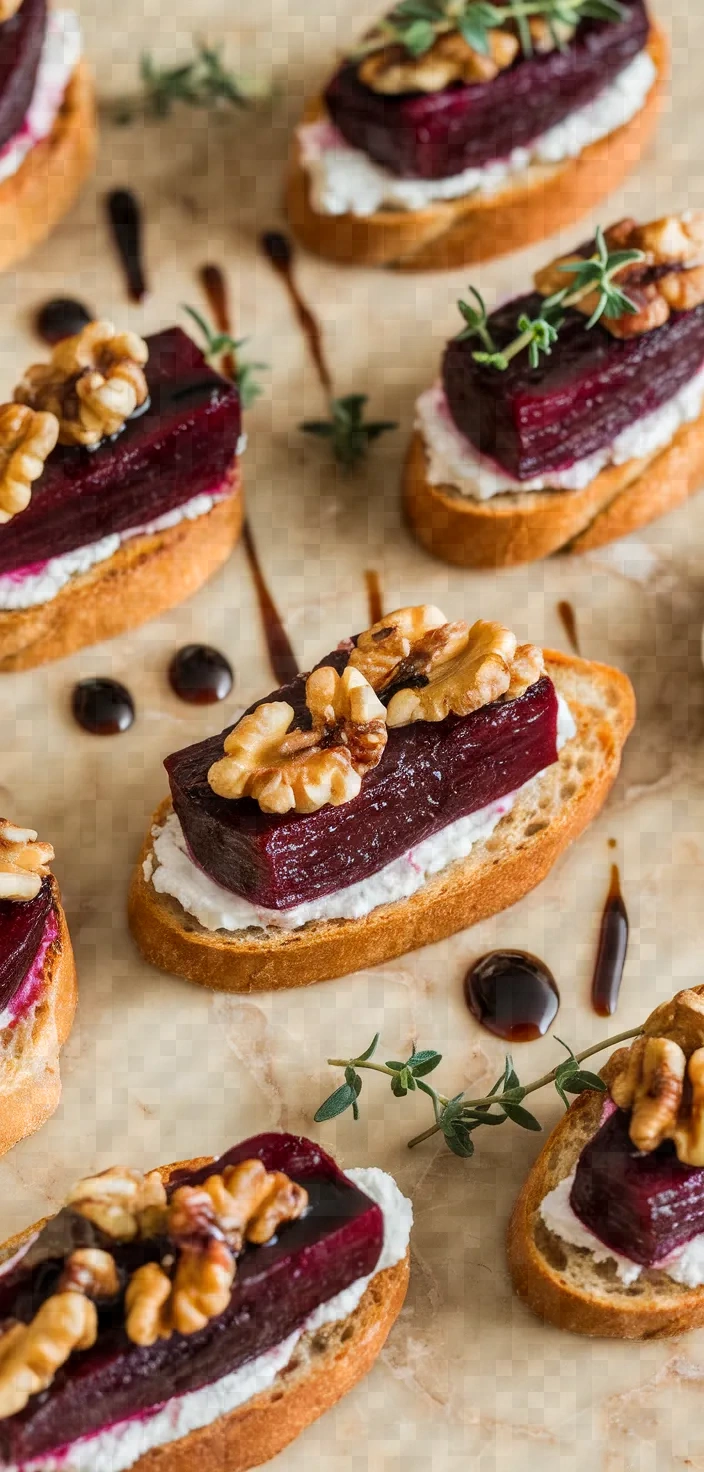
[183,304,267,410]
[115,39,268,124]
[301,395,398,470]
[315,1024,642,1155]
[457,226,645,371]
[356,0,627,62]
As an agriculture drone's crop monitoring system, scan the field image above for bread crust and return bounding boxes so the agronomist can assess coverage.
[285,26,667,271]
[128,651,635,993]
[0,470,243,672]
[0,878,78,1157]
[0,1158,409,1471]
[0,59,96,274]
[403,402,704,567]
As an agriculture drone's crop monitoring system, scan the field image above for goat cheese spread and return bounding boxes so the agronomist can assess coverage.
[299,49,656,217]
[0,11,82,187]
[540,1171,704,1289]
[12,1168,412,1472]
[416,364,704,503]
[146,696,576,934]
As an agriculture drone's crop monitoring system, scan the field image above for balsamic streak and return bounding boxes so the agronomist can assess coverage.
[591,864,629,1017]
[107,189,148,304]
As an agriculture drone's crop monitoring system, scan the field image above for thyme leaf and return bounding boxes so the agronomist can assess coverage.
[301,394,397,470]
[114,39,268,123]
[355,0,626,62]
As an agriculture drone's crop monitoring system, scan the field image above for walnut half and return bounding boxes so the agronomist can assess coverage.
[0,404,58,526]
[65,1166,168,1241]
[0,1294,97,1420]
[0,819,55,901]
[610,989,704,1165]
[15,322,149,449]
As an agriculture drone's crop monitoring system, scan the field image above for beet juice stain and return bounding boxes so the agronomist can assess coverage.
[365,570,384,626]
[169,645,234,705]
[72,678,135,736]
[106,189,148,303]
[260,230,333,394]
[464,950,560,1042]
[592,864,629,1017]
[34,298,93,345]
[556,600,581,655]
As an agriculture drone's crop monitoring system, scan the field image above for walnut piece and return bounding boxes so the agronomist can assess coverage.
[58,1248,120,1300]
[385,619,518,727]
[0,1294,97,1420]
[15,322,149,449]
[125,1262,172,1348]
[0,819,55,902]
[610,989,704,1165]
[200,1158,309,1249]
[208,665,388,814]
[0,404,58,526]
[66,1166,167,1241]
[348,604,452,692]
[359,28,519,93]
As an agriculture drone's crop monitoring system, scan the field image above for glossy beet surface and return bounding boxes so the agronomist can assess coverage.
[570,1108,704,1266]
[0,876,52,1015]
[0,1134,384,1460]
[0,0,46,151]
[443,296,704,481]
[166,649,559,911]
[325,1,649,179]
[0,328,241,575]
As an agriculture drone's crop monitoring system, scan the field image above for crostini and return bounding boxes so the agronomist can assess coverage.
[129,605,634,992]
[405,211,704,567]
[0,1134,411,1469]
[286,0,666,271]
[0,321,243,671]
[0,817,76,1153]
[508,986,704,1339]
[0,1,95,272]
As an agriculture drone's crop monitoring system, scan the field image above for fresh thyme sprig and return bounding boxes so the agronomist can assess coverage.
[114,40,268,124]
[301,395,398,470]
[183,305,267,411]
[315,1024,642,1156]
[457,226,646,371]
[355,0,626,62]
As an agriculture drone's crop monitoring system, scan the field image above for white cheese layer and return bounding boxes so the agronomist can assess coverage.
[0,11,81,187]
[14,1167,412,1472]
[146,695,576,934]
[299,49,656,217]
[0,492,228,612]
[416,365,704,503]
[540,1170,704,1289]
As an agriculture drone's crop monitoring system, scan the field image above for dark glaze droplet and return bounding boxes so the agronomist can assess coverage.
[259,228,333,394]
[260,230,292,270]
[72,678,135,736]
[106,189,148,304]
[169,645,234,705]
[464,950,560,1042]
[365,569,383,626]
[608,837,617,850]
[34,298,93,345]
[556,599,581,655]
[592,864,629,1017]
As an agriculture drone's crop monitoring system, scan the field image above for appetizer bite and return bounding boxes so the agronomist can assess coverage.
[405,212,704,567]
[129,605,634,991]
[0,1,94,272]
[0,1134,411,1469]
[0,818,76,1153]
[0,322,243,671]
[286,0,666,271]
[508,986,704,1338]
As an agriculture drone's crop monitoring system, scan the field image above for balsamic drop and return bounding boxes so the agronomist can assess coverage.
[72,678,135,736]
[464,950,560,1042]
[591,864,629,1017]
[106,188,148,303]
[260,230,293,270]
[35,297,93,345]
[168,644,234,705]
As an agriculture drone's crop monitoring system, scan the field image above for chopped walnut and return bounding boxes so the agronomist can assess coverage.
[0,1294,97,1420]
[208,665,388,814]
[0,404,58,526]
[66,1166,167,1242]
[642,987,704,1053]
[610,989,704,1165]
[0,819,54,902]
[15,322,149,449]
[359,28,519,93]
[348,604,453,693]
[125,1262,172,1348]
[505,644,546,700]
[58,1248,120,1300]
[385,619,518,727]
[169,1239,235,1337]
[200,1159,309,1250]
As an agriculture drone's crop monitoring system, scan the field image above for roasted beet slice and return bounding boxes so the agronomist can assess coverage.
[0,328,241,576]
[325,1,649,180]
[570,1108,704,1266]
[0,0,46,152]
[442,296,704,481]
[0,876,52,1015]
[0,1134,384,1460]
[165,650,559,911]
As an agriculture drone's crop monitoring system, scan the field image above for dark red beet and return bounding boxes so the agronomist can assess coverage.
[0,1134,384,1461]
[165,653,559,911]
[325,1,649,179]
[570,1108,704,1266]
[0,877,52,1015]
[0,0,46,152]
[442,296,704,481]
[0,328,241,576]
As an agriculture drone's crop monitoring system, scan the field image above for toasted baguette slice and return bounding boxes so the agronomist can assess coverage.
[506,1050,704,1339]
[0,60,95,275]
[128,651,635,994]
[286,28,666,272]
[0,471,242,672]
[0,1157,409,1472]
[0,877,77,1156]
[403,397,704,569]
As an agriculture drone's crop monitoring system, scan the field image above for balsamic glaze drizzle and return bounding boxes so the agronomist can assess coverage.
[591,864,629,1017]
[464,950,560,1042]
[107,189,148,303]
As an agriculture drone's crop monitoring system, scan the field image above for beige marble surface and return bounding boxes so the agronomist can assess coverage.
[1,1,704,1467]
